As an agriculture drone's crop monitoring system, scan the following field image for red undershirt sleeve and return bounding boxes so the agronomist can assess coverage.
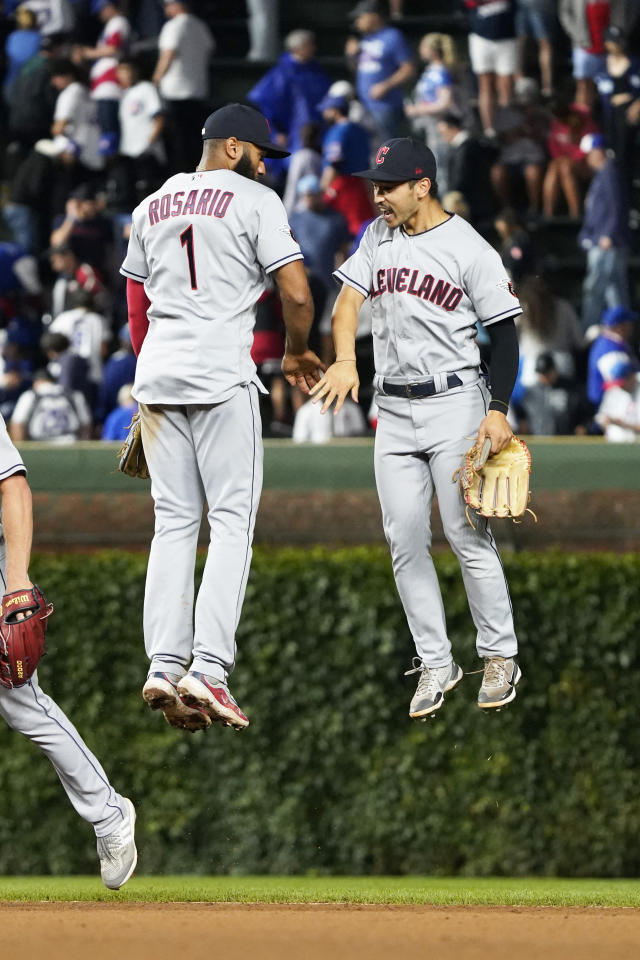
[126,278,150,357]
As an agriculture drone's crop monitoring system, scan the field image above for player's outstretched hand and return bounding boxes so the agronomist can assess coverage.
[476,410,513,456]
[309,360,359,414]
[282,349,326,394]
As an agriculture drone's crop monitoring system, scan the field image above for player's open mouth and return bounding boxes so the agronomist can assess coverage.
[380,209,394,222]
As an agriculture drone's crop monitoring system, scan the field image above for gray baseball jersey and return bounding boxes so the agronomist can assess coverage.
[0,415,127,838]
[334,212,520,674]
[120,168,303,405]
[335,213,522,380]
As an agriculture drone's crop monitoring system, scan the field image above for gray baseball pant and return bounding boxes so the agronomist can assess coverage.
[374,379,518,668]
[140,384,263,683]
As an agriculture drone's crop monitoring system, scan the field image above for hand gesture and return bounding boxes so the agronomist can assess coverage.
[281,349,325,394]
[309,360,359,414]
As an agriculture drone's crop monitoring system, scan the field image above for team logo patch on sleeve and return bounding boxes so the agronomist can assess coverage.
[279,225,297,242]
[497,278,518,298]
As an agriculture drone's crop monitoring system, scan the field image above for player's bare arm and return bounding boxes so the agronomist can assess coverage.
[0,473,33,593]
[276,259,324,393]
[310,283,363,414]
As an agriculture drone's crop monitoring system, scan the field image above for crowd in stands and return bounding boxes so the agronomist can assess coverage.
[1,0,639,444]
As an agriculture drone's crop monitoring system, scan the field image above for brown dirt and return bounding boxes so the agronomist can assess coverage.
[2,903,639,960]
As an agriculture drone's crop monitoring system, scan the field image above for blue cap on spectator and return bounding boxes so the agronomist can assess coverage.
[601,305,639,326]
[91,0,108,13]
[297,174,322,196]
[317,93,350,114]
[579,132,606,153]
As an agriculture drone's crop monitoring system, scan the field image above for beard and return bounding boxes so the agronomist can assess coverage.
[233,148,259,180]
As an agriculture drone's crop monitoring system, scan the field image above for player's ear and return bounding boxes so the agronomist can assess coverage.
[225,136,240,159]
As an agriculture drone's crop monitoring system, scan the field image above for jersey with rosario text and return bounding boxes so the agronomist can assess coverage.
[120,168,303,404]
[334,213,522,381]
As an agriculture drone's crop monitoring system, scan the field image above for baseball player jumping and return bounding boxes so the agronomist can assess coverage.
[0,416,137,889]
[311,138,522,717]
[121,104,323,732]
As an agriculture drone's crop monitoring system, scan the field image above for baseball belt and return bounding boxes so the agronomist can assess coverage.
[381,373,463,399]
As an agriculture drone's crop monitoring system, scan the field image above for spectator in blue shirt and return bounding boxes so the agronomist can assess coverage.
[248,29,331,180]
[586,305,639,407]
[3,6,41,105]
[319,92,371,180]
[289,174,351,343]
[95,324,137,424]
[594,25,640,190]
[346,0,414,141]
[101,383,137,441]
[318,93,376,238]
[578,131,631,332]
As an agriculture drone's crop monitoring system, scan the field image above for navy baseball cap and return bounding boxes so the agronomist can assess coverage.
[349,0,384,18]
[353,137,437,183]
[317,93,350,114]
[201,103,290,158]
[602,305,639,326]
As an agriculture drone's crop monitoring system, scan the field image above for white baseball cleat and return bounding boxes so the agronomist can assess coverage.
[477,656,521,709]
[406,658,463,718]
[97,797,138,890]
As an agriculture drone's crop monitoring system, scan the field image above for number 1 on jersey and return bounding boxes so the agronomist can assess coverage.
[180,224,198,290]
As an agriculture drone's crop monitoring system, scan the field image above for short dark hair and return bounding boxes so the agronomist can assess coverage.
[50,58,77,79]
[439,112,461,129]
[408,178,438,196]
[41,332,71,353]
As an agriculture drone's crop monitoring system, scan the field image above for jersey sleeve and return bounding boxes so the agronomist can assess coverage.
[120,220,149,282]
[54,84,78,122]
[158,17,180,51]
[256,191,304,274]
[0,414,26,478]
[333,221,377,297]
[464,244,522,326]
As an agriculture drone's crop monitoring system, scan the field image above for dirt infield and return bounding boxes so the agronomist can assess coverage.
[3,903,640,960]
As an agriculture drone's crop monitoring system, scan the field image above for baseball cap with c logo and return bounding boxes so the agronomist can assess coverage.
[354,138,437,182]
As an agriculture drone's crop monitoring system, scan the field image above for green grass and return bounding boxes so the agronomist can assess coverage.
[0,877,639,907]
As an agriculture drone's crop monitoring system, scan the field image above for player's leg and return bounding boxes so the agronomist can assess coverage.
[424,384,520,707]
[581,247,608,331]
[177,385,263,729]
[374,394,462,718]
[139,403,211,731]
[0,677,137,888]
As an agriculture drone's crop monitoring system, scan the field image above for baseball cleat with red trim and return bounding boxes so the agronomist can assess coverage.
[177,672,249,729]
[142,671,211,733]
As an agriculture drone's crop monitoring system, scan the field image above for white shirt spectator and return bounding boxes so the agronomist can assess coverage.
[11,382,91,443]
[90,13,131,101]
[596,377,640,443]
[158,12,214,100]
[119,81,166,162]
[293,397,367,444]
[24,0,74,35]
[53,81,102,170]
[49,306,110,385]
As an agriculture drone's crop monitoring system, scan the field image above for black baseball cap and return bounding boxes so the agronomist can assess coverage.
[201,103,290,158]
[353,138,437,183]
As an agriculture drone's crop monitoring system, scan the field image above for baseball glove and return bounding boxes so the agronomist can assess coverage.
[117,413,149,479]
[0,585,53,689]
[456,436,536,526]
